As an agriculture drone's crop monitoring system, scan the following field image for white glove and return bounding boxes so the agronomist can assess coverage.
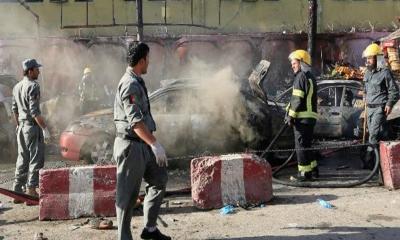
[150,141,168,167]
[42,127,51,144]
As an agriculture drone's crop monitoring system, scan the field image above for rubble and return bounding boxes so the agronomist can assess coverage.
[330,65,364,80]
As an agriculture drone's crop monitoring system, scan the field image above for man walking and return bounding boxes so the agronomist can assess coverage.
[12,59,50,202]
[113,42,170,240]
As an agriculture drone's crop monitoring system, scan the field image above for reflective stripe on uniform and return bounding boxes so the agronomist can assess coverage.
[306,78,314,115]
[298,164,313,173]
[310,160,318,168]
[288,109,297,118]
[288,78,317,119]
[296,112,318,119]
[293,89,305,98]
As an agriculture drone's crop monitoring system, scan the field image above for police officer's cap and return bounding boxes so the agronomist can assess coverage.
[22,59,42,71]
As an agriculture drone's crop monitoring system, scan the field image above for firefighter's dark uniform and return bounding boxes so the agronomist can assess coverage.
[287,70,318,176]
[113,67,168,240]
[12,77,44,193]
[364,67,399,152]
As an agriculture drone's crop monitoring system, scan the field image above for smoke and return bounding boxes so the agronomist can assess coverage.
[0,9,264,155]
[154,57,263,156]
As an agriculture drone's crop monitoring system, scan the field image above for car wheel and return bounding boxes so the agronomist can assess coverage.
[83,134,115,165]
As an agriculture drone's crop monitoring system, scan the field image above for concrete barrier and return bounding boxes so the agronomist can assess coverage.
[191,153,273,209]
[39,165,116,220]
[380,141,400,190]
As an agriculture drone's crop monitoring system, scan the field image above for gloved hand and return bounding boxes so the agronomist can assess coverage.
[42,127,51,144]
[285,115,294,127]
[150,141,168,167]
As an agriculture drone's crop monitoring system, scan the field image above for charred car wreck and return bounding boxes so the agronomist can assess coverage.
[59,61,400,164]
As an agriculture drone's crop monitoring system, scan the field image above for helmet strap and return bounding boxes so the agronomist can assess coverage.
[300,62,311,73]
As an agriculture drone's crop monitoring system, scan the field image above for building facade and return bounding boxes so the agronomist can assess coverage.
[0,0,399,38]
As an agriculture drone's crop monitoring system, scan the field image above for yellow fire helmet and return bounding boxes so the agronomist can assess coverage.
[83,67,91,74]
[362,43,382,58]
[288,50,311,65]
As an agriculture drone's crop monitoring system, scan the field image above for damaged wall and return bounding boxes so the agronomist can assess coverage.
[0,0,399,38]
[0,31,390,98]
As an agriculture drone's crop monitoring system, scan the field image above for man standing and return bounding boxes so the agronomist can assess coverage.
[113,42,170,240]
[286,50,318,181]
[78,67,96,114]
[12,59,50,202]
[362,43,399,168]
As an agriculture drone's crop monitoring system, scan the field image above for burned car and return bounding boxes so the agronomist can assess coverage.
[0,74,18,162]
[59,72,285,164]
[274,79,365,139]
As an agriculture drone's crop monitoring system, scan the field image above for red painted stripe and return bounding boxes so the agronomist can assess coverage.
[242,154,273,203]
[39,168,70,220]
[93,166,117,216]
[380,142,400,189]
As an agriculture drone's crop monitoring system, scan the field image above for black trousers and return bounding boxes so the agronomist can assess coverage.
[293,121,316,173]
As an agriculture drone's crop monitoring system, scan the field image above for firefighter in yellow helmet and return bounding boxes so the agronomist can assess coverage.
[286,50,318,181]
[362,43,399,169]
[78,67,97,114]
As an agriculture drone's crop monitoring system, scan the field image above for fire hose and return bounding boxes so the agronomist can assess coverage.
[263,123,380,188]
[0,122,381,205]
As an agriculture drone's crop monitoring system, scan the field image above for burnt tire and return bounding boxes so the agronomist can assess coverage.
[82,134,114,165]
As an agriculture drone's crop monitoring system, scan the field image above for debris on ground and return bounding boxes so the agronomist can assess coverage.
[220,205,235,215]
[317,198,335,209]
[89,217,114,230]
[33,232,48,240]
[171,201,183,205]
[287,223,299,229]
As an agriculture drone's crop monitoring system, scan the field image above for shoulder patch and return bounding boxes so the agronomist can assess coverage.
[129,95,137,104]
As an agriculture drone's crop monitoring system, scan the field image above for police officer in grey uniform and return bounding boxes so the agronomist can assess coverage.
[12,59,50,202]
[363,43,399,168]
[113,42,170,240]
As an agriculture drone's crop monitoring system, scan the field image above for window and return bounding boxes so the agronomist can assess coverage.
[342,86,363,108]
[318,86,343,107]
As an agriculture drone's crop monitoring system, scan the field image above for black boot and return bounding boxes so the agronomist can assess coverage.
[291,171,313,182]
[362,150,375,170]
[141,228,171,240]
[311,167,319,179]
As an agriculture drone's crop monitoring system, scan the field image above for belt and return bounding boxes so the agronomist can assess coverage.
[116,133,143,143]
[19,120,38,126]
[367,103,386,108]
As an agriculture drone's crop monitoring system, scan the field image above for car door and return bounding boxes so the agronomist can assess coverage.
[314,85,344,138]
[151,88,192,157]
[340,85,364,138]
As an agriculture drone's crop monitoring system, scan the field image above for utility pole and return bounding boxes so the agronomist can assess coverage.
[136,0,144,41]
[308,0,317,66]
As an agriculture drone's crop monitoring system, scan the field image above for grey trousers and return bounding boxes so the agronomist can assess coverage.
[114,137,168,240]
[13,123,45,192]
[367,106,387,149]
